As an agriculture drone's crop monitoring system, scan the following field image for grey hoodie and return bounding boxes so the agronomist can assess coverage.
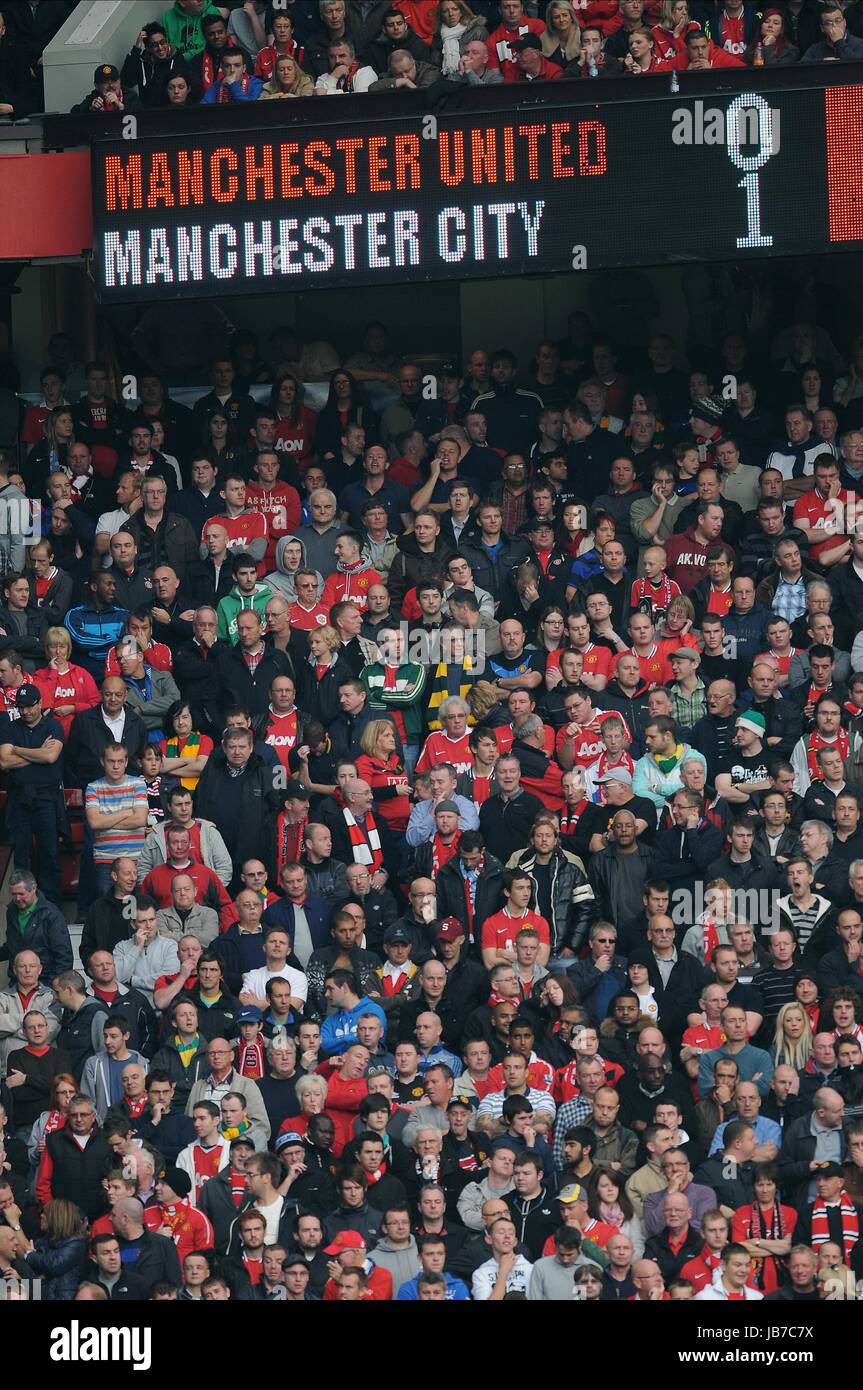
[369,1235,422,1289]
[80,1048,149,1122]
[265,533,324,603]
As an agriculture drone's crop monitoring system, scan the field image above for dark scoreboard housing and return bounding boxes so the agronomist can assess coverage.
[83,72,863,303]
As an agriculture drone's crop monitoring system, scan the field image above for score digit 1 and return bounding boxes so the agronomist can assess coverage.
[726,94,775,249]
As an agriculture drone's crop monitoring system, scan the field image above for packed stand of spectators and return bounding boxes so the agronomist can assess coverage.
[5,305,863,1303]
[65,0,863,116]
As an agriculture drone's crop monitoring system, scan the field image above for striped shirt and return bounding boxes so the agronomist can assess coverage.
[752,965,801,1023]
[85,775,148,862]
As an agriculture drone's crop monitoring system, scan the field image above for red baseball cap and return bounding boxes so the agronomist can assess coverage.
[324,1230,367,1255]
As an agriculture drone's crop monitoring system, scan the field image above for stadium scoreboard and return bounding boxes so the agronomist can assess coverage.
[89,81,863,302]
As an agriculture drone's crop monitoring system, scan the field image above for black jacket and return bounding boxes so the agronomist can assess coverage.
[779,1114,847,1210]
[216,642,295,717]
[296,653,357,725]
[637,949,706,1039]
[186,556,235,607]
[506,1187,561,1262]
[0,894,72,984]
[148,1036,209,1111]
[88,984,158,1059]
[386,532,455,613]
[435,851,506,951]
[198,1166,245,1254]
[459,533,532,603]
[117,1228,181,1292]
[120,46,190,106]
[644,1225,703,1283]
[319,803,396,879]
[172,636,228,733]
[79,893,133,974]
[42,1124,113,1220]
[56,999,109,1082]
[134,1106,196,1164]
[195,747,282,873]
[479,791,545,868]
[65,703,148,788]
[177,984,242,1042]
[507,846,597,954]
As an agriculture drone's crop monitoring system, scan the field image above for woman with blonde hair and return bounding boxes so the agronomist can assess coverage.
[651,0,698,60]
[657,592,697,647]
[25,403,75,492]
[355,719,411,832]
[296,625,354,724]
[431,0,488,74]
[542,0,581,66]
[261,53,314,98]
[33,626,100,736]
[772,1000,813,1070]
[279,1074,329,1143]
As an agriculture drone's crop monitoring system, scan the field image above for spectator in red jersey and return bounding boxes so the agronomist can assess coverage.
[651,0,700,57]
[512,31,565,77]
[246,450,301,572]
[704,0,760,55]
[33,627,99,736]
[623,24,674,70]
[254,11,306,79]
[207,477,268,573]
[486,0,547,79]
[268,373,318,469]
[141,824,234,930]
[676,27,746,66]
[21,367,68,448]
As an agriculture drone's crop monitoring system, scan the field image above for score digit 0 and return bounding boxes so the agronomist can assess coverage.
[726,94,776,250]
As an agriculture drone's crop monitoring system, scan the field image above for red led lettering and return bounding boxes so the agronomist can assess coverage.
[551,123,575,179]
[503,126,516,184]
[470,127,498,186]
[394,133,421,191]
[104,153,143,212]
[335,138,364,194]
[518,124,547,181]
[438,131,465,187]
[578,121,607,177]
[146,151,174,209]
[368,135,391,192]
[245,144,274,201]
[279,142,303,197]
[304,141,335,196]
[177,149,204,206]
[210,147,239,203]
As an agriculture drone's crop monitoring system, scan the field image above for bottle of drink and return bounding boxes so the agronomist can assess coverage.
[754,41,764,64]
[588,56,599,76]
[669,67,680,92]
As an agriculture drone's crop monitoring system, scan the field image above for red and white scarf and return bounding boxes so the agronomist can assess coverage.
[432,831,460,877]
[219,71,251,101]
[701,911,720,964]
[632,573,675,616]
[277,810,307,874]
[560,800,589,834]
[344,807,383,870]
[236,1039,266,1080]
[806,727,849,780]
[809,1192,859,1261]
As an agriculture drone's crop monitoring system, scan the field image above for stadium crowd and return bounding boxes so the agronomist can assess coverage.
[51,0,863,118]
[1,296,863,1304]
